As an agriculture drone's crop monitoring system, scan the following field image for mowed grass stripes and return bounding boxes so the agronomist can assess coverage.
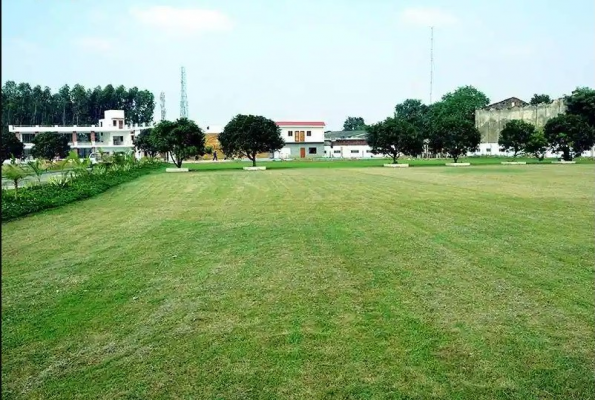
[2,164,594,399]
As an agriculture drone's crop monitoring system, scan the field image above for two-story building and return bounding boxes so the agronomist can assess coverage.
[273,121,326,159]
[9,110,153,159]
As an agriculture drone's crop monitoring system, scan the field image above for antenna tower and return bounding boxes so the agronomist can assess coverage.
[180,66,188,118]
[160,92,166,121]
[430,26,434,104]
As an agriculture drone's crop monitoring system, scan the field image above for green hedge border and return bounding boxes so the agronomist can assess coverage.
[2,164,163,222]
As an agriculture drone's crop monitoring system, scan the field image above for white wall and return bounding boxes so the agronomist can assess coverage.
[472,143,595,158]
[278,126,325,143]
[324,144,387,158]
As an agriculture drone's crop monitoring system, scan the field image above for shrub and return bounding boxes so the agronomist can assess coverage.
[2,162,163,222]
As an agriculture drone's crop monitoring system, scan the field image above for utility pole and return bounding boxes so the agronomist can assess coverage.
[180,66,188,119]
[430,26,434,104]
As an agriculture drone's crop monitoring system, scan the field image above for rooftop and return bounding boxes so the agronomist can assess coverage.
[324,130,367,140]
[276,121,326,127]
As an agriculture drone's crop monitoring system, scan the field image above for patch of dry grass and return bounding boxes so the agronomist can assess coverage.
[2,165,594,399]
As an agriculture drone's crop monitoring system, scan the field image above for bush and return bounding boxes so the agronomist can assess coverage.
[1,161,163,222]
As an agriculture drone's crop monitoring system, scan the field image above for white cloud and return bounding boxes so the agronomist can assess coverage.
[74,37,113,51]
[498,44,535,57]
[9,38,41,54]
[130,6,233,35]
[399,7,458,27]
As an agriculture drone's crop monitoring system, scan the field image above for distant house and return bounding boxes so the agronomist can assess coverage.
[484,97,528,111]
[273,121,327,159]
[322,130,387,158]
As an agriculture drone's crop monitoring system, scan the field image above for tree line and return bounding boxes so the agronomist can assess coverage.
[345,87,595,163]
[135,115,284,168]
[1,81,155,128]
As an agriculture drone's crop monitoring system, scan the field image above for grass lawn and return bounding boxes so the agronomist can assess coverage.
[180,156,595,172]
[2,164,594,399]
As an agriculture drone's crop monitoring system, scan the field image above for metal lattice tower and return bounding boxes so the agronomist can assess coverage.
[160,92,166,121]
[429,26,434,104]
[180,66,188,119]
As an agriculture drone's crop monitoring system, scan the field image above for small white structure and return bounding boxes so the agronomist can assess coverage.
[324,138,387,159]
[9,110,153,159]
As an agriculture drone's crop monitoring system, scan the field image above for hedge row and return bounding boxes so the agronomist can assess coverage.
[2,164,162,222]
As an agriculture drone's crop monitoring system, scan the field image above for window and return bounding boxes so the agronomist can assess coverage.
[99,121,103,127]
[288,131,293,137]
[366,150,373,153]
[113,136,124,145]
[333,150,341,154]
[113,120,117,127]
[308,147,317,154]
[306,131,311,137]
[21,134,35,143]
[486,148,491,152]
[351,150,359,154]
[77,133,91,143]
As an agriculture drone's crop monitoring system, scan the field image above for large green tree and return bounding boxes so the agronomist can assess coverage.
[133,129,159,158]
[1,128,24,162]
[394,99,430,139]
[31,132,71,160]
[499,120,536,158]
[564,87,595,129]
[530,94,552,105]
[431,86,490,125]
[543,114,595,161]
[366,117,423,164]
[152,118,205,168]
[429,116,481,163]
[343,116,366,131]
[219,114,284,167]
[525,130,548,161]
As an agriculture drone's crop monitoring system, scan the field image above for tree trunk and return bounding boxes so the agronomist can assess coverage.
[251,152,257,167]
[562,147,572,161]
[453,153,459,163]
[392,153,398,164]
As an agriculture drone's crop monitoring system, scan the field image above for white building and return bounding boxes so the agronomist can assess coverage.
[273,121,326,159]
[9,110,153,159]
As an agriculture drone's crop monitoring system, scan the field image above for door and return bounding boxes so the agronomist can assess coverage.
[300,148,306,158]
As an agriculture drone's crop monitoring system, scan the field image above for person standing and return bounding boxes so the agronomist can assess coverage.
[213,150,218,161]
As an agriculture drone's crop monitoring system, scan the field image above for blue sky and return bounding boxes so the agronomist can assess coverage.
[2,0,594,130]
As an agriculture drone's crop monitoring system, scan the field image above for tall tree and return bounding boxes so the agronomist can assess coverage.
[31,132,71,160]
[343,116,366,131]
[58,84,72,125]
[1,81,156,129]
[564,87,595,129]
[429,116,481,163]
[499,120,536,158]
[1,128,24,162]
[70,84,89,125]
[394,99,430,138]
[366,117,423,164]
[432,85,490,124]
[152,118,206,168]
[219,114,284,167]
[525,130,548,161]
[543,114,595,161]
[530,94,552,105]
[133,128,159,157]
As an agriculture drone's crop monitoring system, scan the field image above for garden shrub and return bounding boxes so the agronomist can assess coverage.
[2,160,163,222]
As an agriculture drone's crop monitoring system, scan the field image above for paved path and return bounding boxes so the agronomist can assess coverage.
[2,171,74,190]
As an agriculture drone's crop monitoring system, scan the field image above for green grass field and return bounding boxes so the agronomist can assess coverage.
[180,156,595,172]
[2,164,594,399]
